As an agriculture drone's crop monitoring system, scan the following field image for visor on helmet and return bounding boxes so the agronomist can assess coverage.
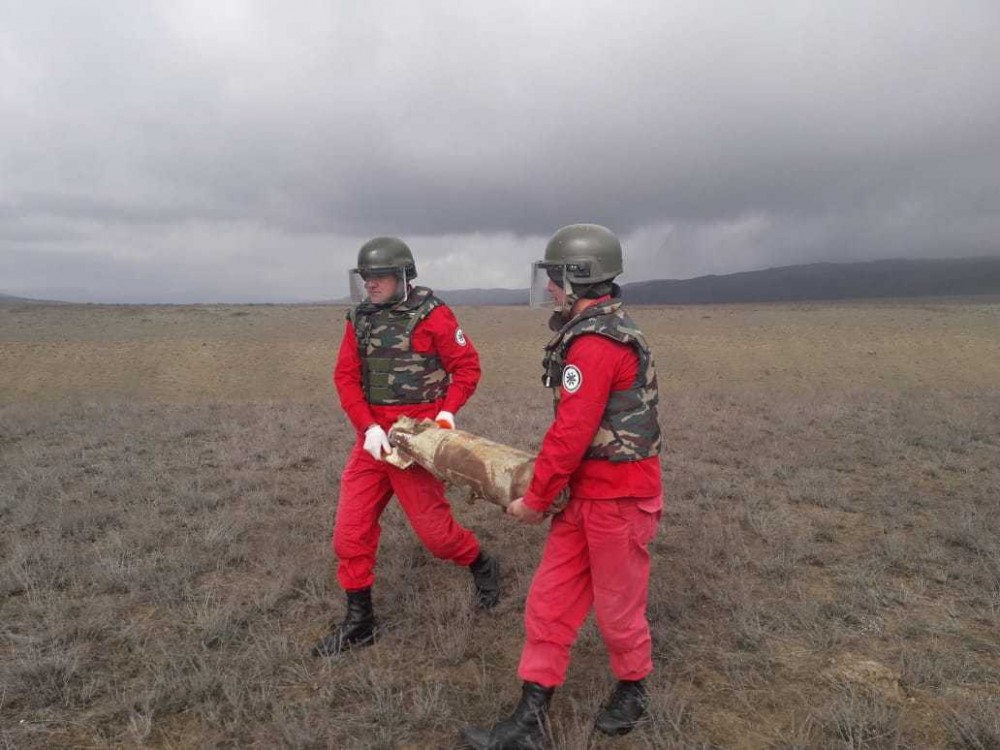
[545,267,565,284]
[530,262,571,308]
[529,260,597,308]
[348,266,410,305]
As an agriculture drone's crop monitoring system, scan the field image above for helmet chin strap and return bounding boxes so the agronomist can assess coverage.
[376,270,409,306]
[548,279,577,331]
[395,269,410,302]
[549,279,615,329]
[562,275,581,309]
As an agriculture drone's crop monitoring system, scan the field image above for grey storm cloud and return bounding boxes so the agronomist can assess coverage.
[2,0,1000,302]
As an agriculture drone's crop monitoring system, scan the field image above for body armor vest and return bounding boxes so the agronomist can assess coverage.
[542,299,662,462]
[348,286,449,405]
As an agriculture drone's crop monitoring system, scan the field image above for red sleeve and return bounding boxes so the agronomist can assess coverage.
[523,335,625,512]
[411,305,481,414]
[333,320,376,433]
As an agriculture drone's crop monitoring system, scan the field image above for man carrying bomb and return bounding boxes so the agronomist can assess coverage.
[313,236,501,657]
[460,225,663,748]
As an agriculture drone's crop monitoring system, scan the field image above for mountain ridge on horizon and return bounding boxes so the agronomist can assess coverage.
[4,256,1000,306]
[436,256,1000,306]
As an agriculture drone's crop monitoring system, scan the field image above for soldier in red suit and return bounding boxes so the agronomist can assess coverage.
[313,237,500,657]
[461,225,663,749]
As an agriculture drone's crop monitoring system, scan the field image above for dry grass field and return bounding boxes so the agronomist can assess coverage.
[1,299,998,749]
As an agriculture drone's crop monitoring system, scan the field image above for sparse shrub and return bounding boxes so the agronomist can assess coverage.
[947,696,1000,750]
[818,684,904,749]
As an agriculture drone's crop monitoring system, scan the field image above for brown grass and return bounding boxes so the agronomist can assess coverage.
[1,299,998,748]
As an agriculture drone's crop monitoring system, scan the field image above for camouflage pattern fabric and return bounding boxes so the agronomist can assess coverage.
[542,299,662,462]
[348,286,449,405]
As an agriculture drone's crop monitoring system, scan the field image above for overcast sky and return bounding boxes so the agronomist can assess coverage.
[3,1,1000,302]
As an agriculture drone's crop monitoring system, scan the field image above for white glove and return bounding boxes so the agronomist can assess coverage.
[435,410,455,429]
[363,424,391,461]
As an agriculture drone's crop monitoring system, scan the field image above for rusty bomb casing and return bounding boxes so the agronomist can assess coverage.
[385,416,567,513]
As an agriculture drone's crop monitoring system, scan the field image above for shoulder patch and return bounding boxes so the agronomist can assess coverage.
[562,364,583,393]
[455,327,467,346]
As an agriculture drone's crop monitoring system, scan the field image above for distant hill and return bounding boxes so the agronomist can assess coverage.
[8,257,1000,307]
[434,287,529,305]
[437,257,1000,305]
[0,293,48,304]
[320,288,530,306]
[621,257,1000,304]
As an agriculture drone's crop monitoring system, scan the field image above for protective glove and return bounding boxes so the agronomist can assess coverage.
[363,424,391,461]
[507,497,545,525]
[435,410,455,429]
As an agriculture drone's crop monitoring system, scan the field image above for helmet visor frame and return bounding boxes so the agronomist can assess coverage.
[529,260,596,308]
[348,266,410,305]
[530,261,571,308]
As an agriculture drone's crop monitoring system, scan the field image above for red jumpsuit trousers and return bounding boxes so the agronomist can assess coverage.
[333,440,480,591]
[517,494,662,687]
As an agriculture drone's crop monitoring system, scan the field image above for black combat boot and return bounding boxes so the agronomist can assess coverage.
[594,679,648,736]
[459,681,554,749]
[469,551,501,610]
[311,587,377,657]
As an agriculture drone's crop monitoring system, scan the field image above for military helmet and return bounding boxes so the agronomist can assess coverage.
[543,224,623,285]
[356,236,417,279]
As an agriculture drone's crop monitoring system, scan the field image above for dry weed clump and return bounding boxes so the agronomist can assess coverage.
[2,366,999,745]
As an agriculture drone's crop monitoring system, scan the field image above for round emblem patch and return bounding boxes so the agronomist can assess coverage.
[455,327,467,346]
[562,365,583,393]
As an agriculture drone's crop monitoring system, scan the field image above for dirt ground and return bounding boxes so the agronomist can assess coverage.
[2,299,998,404]
[1,299,998,749]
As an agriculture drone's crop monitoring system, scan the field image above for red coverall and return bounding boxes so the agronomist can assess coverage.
[517,316,663,688]
[332,303,482,591]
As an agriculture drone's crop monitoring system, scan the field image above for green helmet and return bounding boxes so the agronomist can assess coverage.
[356,236,417,279]
[543,224,623,284]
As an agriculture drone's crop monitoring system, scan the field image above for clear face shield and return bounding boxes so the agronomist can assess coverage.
[347,267,409,305]
[529,262,572,309]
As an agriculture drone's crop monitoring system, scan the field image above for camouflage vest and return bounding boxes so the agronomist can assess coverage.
[348,286,449,405]
[542,299,662,462]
